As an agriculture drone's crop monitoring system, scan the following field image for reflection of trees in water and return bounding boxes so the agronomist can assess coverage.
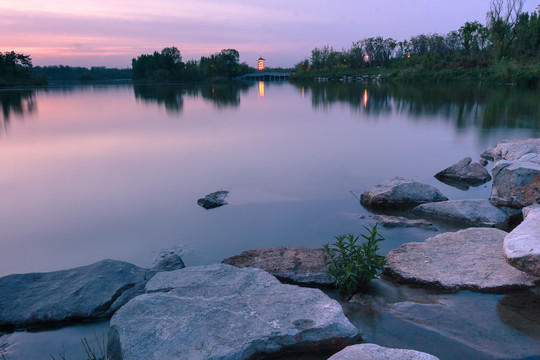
[0,90,36,132]
[294,82,540,131]
[133,82,253,113]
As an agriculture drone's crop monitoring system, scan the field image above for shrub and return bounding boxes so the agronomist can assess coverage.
[323,225,386,296]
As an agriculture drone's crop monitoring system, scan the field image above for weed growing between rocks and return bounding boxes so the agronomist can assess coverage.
[50,333,108,360]
[323,225,386,298]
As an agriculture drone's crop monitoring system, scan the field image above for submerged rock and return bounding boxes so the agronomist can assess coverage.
[360,177,448,209]
[222,246,332,286]
[328,343,439,360]
[384,228,539,293]
[107,264,361,360]
[368,214,437,231]
[434,157,491,186]
[412,199,517,230]
[503,207,540,276]
[0,255,185,332]
[197,190,229,209]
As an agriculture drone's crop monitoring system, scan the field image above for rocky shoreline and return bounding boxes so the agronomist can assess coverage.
[1,138,538,359]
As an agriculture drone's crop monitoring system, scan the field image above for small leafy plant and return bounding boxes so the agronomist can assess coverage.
[323,224,386,296]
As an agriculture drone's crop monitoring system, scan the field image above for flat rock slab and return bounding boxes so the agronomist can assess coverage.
[390,291,540,359]
[328,343,439,360]
[384,228,539,292]
[107,264,361,360]
[0,255,184,332]
[488,138,540,162]
[434,157,491,186]
[222,246,333,286]
[360,177,448,209]
[412,199,515,230]
[365,215,437,231]
[504,207,540,276]
[490,153,540,208]
[197,190,229,209]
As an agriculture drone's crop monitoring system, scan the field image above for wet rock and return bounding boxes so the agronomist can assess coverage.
[489,138,540,162]
[503,207,540,276]
[222,246,333,286]
[434,157,491,186]
[197,190,229,209]
[107,264,361,360]
[0,255,185,332]
[384,228,539,293]
[327,343,439,360]
[360,177,448,209]
[412,199,516,230]
[479,158,488,166]
[368,215,437,231]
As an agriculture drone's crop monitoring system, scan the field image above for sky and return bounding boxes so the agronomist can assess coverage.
[1,0,539,68]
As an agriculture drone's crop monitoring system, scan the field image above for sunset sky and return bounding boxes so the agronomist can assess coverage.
[1,0,539,68]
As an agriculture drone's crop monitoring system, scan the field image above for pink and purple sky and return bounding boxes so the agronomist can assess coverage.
[1,0,539,68]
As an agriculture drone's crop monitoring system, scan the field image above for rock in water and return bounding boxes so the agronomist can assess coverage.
[412,199,516,230]
[360,177,448,209]
[434,157,491,186]
[107,264,361,360]
[369,214,438,231]
[222,246,333,286]
[197,190,229,209]
[489,138,540,162]
[384,228,539,292]
[503,206,540,276]
[328,343,439,360]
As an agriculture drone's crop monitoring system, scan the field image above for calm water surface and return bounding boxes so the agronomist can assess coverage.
[0,81,539,359]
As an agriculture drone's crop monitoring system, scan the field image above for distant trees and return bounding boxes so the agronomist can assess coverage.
[32,65,131,81]
[0,51,34,85]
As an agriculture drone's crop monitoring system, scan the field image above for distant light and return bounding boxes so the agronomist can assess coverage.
[257,56,265,70]
[364,54,370,62]
[407,54,411,58]
[258,81,265,98]
[364,89,368,108]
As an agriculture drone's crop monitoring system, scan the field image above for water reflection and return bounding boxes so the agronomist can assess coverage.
[294,82,540,131]
[0,90,36,132]
[199,82,251,108]
[497,289,540,340]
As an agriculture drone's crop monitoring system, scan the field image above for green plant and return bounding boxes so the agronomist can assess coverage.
[50,332,108,360]
[323,225,386,296]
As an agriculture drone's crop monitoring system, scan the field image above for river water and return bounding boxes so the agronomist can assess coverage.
[0,81,539,359]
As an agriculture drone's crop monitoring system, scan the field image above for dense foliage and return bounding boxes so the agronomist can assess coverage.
[0,51,45,86]
[294,0,540,86]
[32,66,131,81]
[323,225,386,297]
[131,47,252,82]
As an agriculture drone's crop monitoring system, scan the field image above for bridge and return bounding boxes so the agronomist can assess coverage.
[239,72,291,81]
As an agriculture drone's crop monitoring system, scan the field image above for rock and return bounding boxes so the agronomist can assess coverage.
[523,203,540,218]
[503,207,540,276]
[384,228,539,292]
[327,343,439,360]
[107,264,361,360]
[480,147,495,161]
[197,190,229,209]
[222,247,333,286]
[490,153,540,208]
[434,157,491,186]
[360,177,448,209]
[412,199,516,230]
[0,255,185,332]
[369,215,437,231]
[479,158,488,166]
[489,138,540,162]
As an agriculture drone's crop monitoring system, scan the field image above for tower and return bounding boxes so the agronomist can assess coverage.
[257,56,265,71]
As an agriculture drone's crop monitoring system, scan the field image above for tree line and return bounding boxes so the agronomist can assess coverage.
[131,47,252,82]
[0,51,46,86]
[294,0,540,85]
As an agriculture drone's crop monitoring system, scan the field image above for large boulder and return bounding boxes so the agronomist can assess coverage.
[0,256,184,332]
[384,228,539,292]
[503,206,540,276]
[360,177,448,209]
[434,157,491,187]
[222,247,333,286]
[412,199,516,230]
[107,264,361,360]
[490,153,540,208]
[327,343,439,360]
[488,138,540,162]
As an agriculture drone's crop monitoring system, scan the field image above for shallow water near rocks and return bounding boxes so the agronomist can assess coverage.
[0,81,539,359]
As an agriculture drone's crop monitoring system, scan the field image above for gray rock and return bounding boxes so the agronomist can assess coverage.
[197,190,229,209]
[327,343,439,360]
[479,158,488,166]
[490,153,540,208]
[0,255,185,332]
[480,147,495,161]
[384,228,539,292]
[503,207,540,276]
[222,246,333,286]
[523,203,540,218]
[108,264,361,360]
[412,199,515,230]
[434,157,491,185]
[369,215,437,231]
[360,177,448,209]
[490,138,540,162]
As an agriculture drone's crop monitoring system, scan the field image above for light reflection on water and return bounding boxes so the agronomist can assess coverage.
[0,82,539,360]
